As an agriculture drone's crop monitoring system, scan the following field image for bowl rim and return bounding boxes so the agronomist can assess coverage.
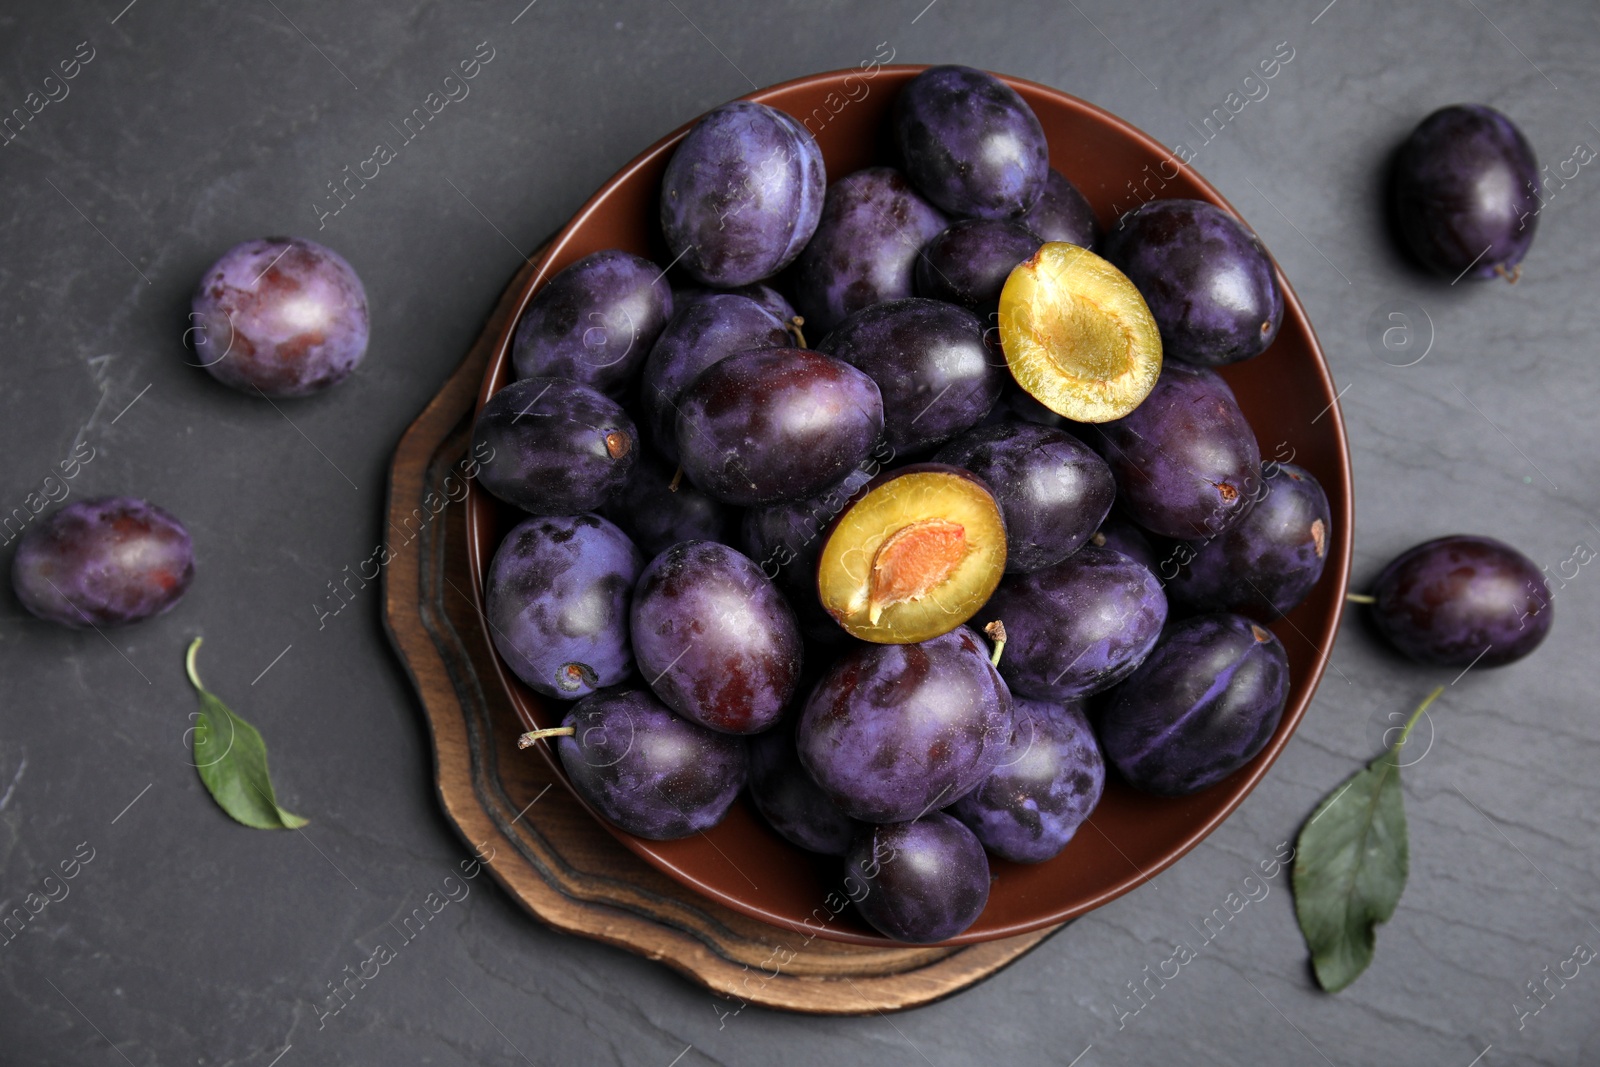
[465,64,1352,946]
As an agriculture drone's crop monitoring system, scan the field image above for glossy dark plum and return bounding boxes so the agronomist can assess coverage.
[846,814,990,943]
[1167,463,1332,619]
[1392,105,1541,280]
[893,65,1048,219]
[978,544,1166,699]
[1097,613,1290,796]
[12,497,194,627]
[189,237,368,397]
[818,298,1003,454]
[1104,199,1283,367]
[660,101,826,287]
[485,514,642,700]
[741,462,878,593]
[1092,362,1261,540]
[1369,535,1551,667]
[631,541,802,735]
[555,688,746,840]
[639,292,789,458]
[748,727,857,855]
[935,422,1115,573]
[600,454,734,557]
[789,167,947,335]
[1091,512,1159,574]
[949,697,1105,863]
[675,347,883,507]
[915,219,1041,316]
[472,376,636,516]
[796,627,1012,823]
[1023,169,1099,248]
[511,250,673,393]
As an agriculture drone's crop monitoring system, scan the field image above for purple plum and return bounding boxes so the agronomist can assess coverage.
[12,497,194,627]
[600,454,734,557]
[555,688,746,840]
[484,513,642,700]
[846,813,990,943]
[472,376,636,516]
[1368,535,1552,667]
[1024,169,1099,247]
[511,250,672,393]
[748,726,858,855]
[189,236,369,397]
[1097,613,1290,796]
[915,219,1041,315]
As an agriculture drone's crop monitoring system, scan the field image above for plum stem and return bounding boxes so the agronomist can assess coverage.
[786,315,808,349]
[983,619,1007,668]
[185,637,206,690]
[517,726,575,750]
[668,466,684,493]
[1345,593,1377,605]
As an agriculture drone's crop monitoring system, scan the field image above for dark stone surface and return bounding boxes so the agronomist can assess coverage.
[1,1,1596,1063]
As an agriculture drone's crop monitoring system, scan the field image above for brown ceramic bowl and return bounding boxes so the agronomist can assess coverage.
[466,67,1352,946]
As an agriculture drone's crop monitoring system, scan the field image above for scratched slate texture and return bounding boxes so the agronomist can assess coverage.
[0,0,1597,1064]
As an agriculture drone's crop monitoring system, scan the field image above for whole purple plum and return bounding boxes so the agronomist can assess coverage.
[789,167,947,335]
[935,422,1114,573]
[471,377,636,516]
[639,292,788,458]
[914,219,1041,315]
[485,513,642,700]
[511,250,672,393]
[1092,362,1261,540]
[189,236,368,397]
[555,688,746,840]
[1104,199,1283,367]
[660,101,826,287]
[1024,169,1099,248]
[893,65,1049,219]
[675,347,883,507]
[600,454,734,557]
[631,541,801,735]
[12,497,193,627]
[846,813,990,943]
[978,544,1166,699]
[1168,463,1332,619]
[1369,535,1551,667]
[1098,613,1290,796]
[818,298,1003,454]
[797,626,1012,823]
[1392,105,1540,281]
[949,697,1105,863]
[748,726,858,855]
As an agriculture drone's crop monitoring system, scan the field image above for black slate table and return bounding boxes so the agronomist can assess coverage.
[2,1,1596,1063]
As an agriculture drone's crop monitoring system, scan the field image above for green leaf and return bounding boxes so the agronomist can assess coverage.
[1292,686,1442,992]
[186,638,307,830]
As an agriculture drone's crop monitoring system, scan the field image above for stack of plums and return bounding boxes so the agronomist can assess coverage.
[475,66,1331,943]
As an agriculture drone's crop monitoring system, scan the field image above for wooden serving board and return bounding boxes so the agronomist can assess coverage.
[380,258,1062,1014]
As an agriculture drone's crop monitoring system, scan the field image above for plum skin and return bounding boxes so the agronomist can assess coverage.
[471,377,636,516]
[484,513,642,700]
[1097,613,1291,797]
[949,697,1105,864]
[1369,535,1551,667]
[630,541,801,735]
[1392,104,1540,280]
[555,688,747,840]
[659,101,826,287]
[796,626,1013,823]
[747,727,857,855]
[893,64,1049,219]
[12,497,194,627]
[1104,199,1283,367]
[190,236,369,397]
[845,813,991,943]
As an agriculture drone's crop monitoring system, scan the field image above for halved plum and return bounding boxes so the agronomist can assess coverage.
[816,464,1006,643]
[998,242,1162,423]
